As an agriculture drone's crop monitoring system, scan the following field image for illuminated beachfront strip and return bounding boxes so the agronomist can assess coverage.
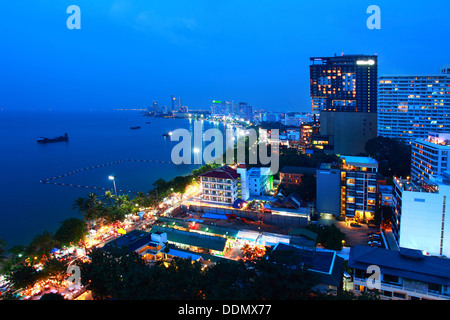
[377,71,450,144]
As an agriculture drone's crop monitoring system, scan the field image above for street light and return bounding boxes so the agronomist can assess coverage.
[109,175,117,196]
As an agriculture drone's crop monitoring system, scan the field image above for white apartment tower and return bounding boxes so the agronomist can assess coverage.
[393,174,450,257]
[377,66,450,144]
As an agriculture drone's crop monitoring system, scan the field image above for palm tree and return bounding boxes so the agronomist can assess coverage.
[73,194,101,232]
[84,192,102,231]
[72,197,87,215]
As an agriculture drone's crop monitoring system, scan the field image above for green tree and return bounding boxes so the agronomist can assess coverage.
[246,250,321,299]
[79,247,150,300]
[149,258,205,300]
[202,259,254,300]
[27,231,57,262]
[8,265,41,290]
[365,136,411,178]
[54,218,87,246]
[40,293,65,300]
[306,224,345,251]
[42,258,68,284]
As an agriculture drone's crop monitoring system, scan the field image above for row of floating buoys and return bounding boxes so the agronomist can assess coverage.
[39,158,176,194]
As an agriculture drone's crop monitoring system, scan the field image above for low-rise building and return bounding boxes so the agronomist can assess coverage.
[246,167,273,197]
[101,229,167,262]
[279,166,316,188]
[349,245,450,300]
[271,243,345,294]
[200,165,240,204]
[150,225,230,257]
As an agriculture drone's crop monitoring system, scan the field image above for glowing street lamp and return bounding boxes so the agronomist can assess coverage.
[109,175,117,196]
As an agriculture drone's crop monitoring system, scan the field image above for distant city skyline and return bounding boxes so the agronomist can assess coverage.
[0,0,449,113]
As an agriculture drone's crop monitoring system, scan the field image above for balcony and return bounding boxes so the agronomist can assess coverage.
[353,277,450,300]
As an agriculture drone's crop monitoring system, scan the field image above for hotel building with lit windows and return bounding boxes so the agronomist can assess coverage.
[309,54,378,155]
[340,156,378,222]
[377,70,450,144]
[310,54,378,114]
[411,132,450,181]
[200,165,240,204]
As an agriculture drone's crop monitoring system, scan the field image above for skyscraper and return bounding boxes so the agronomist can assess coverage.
[310,54,378,114]
[238,102,253,121]
[171,94,176,112]
[211,100,228,116]
[377,69,450,144]
[309,54,378,155]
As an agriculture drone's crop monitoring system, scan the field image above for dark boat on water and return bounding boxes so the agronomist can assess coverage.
[37,133,69,144]
[130,126,141,130]
[163,131,172,137]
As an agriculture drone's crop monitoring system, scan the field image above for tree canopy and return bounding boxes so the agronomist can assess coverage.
[365,136,411,178]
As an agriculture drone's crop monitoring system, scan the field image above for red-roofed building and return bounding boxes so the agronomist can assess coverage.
[200,166,239,204]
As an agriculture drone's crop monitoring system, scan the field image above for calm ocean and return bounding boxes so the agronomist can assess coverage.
[0,110,225,248]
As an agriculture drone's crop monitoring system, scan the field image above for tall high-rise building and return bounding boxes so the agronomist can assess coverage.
[310,54,378,114]
[239,102,253,121]
[171,95,177,112]
[211,100,228,116]
[309,54,378,155]
[152,100,160,114]
[377,68,450,144]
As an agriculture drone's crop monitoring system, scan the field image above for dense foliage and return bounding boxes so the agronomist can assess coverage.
[77,246,377,300]
[365,136,411,178]
[78,247,324,300]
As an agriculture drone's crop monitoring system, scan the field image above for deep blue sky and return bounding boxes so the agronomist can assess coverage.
[0,0,448,113]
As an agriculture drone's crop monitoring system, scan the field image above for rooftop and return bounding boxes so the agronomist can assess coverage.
[102,230,154,253]
[416,132,450,147]
[349,245,450,286]
[248,167,272,177]
[200,165,240,180]
[150,225,228,252]
[271,243,345,287]
[341,156,378,166]
[394,177,441,193]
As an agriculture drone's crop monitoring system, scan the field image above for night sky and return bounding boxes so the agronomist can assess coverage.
[0,0,449,112]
